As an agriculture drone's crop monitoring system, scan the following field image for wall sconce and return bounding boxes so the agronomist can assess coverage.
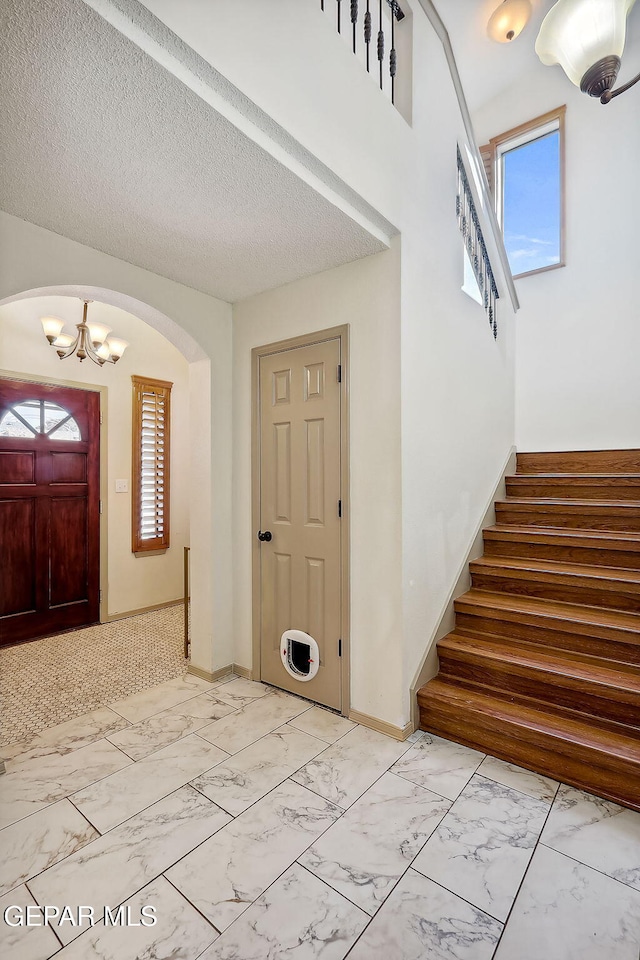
[536,0,640,103]
[487,0,533,43]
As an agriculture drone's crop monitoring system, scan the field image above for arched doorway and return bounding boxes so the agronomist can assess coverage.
[0,286,216,682]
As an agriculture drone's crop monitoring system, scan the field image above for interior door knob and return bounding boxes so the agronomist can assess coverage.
[257,530,272,542]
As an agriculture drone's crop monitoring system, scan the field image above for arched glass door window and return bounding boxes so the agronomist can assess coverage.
[0,400,81,440]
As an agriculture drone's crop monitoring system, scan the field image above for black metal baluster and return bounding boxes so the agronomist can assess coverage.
[364,1,371,71]
[456,146,499,337]
[377,0,384,90]
[389,1,397,104]
[320,0,324,10]
[351,1,358,53]
[337,0,342,33]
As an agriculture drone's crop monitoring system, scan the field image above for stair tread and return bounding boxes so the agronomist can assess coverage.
[456,589,640,631]
[498,497,640,508]
[485,525,640,546]
[439,632,640,692]
[470,555,640,584]
[510,474,640,479]
[418,678,640,762]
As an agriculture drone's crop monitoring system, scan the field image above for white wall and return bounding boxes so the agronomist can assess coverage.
[474,41,640,452]
[0,212,234,675]
[232,243,404,724]
[0,296,190,616]
[138,0,518,727]
[399,13,516,721]
[137,0,412,229]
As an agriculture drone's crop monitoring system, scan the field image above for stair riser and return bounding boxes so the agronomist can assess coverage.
[483,538,640,570]
[516,450,640,474]
[471,572,640,614]
[418,702,640,812]
[438,652,640,727]
[454,612,640,664]
[495,504,640,532]
[506,480,640,501]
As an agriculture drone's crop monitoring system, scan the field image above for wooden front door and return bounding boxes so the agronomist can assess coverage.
[0,379,100,645]
[258,338,343,710]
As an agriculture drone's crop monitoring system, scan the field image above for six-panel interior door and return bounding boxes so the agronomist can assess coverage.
[259,338,342,710]
[0,378,100,645]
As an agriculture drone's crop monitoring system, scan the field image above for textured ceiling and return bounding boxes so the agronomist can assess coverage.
[0,0,388,302]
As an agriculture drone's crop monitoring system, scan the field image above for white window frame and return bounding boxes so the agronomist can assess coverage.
[486,106,566,280]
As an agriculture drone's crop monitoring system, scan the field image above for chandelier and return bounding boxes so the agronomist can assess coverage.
[41,300,129,365]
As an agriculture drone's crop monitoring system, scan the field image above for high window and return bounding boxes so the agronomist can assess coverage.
[131,375,172,553]
[481,106,565,279]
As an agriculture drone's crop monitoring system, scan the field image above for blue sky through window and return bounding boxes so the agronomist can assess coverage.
[503,130,561,276]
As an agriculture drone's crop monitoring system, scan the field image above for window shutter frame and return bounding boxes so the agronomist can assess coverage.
[131,375,172,553]
[479,142,496,197]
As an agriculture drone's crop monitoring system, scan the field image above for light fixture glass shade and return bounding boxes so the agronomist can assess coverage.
[95,342,112,361]
[536,0,637,86]
[87,321,112,344]
[487,0,532,42]
[106,337,129,360]
[53,333,75,348]
[41,316,65,340]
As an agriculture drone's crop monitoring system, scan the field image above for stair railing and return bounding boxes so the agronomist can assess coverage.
[416,0,519,313]
[183,545,190,659]
[320,0,405,106]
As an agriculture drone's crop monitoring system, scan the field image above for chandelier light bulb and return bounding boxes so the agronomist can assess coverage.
[87,321,112,345]
[41,316,65,343]
[487,0,532,42]
[53,333,74,348]
[105,337,129,361]
[536,0,637,98]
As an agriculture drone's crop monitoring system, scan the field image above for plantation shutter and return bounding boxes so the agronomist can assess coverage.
[132,376,172,552]
[479,142,495,196]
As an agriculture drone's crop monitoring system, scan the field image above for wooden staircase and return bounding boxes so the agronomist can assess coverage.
[417,449,640,812]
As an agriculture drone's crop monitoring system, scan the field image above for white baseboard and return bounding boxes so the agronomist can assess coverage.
[187,663,233,683]
[103,599,182,623]
[348,709,413,741]
[232,664,252,680]
[187,662,252,683]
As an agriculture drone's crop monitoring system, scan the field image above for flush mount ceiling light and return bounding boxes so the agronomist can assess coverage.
[42,299,129,365]
[487,0,533,42]
[536,0,640,103]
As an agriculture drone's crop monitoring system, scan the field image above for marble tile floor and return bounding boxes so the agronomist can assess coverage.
[1,675,639,960]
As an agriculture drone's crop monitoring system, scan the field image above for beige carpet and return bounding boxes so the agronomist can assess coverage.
[0,605,187,746]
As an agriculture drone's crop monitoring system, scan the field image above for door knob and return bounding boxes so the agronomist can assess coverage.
[257,530,272,542]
